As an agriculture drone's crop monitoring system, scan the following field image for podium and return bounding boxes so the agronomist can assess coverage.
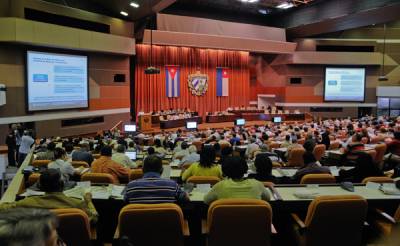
[138,114,152,131]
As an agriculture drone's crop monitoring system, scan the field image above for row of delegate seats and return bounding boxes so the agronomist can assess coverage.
[51,196,400,246]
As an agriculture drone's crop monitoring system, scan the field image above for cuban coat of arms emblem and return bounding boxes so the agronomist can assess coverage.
[188,71,208,96]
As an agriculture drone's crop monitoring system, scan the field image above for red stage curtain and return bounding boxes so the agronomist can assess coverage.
[135,44,250,117]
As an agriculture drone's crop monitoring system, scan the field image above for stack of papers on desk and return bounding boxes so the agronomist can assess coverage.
[20,189,45,197]
[110,185,125,199]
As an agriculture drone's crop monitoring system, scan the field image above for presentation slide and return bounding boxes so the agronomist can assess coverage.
[27,51,88,111]
[324,67,365,102]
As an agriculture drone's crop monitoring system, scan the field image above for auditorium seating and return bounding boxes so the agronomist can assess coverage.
[51,208,95,246]
[81,173,115,184]
[291,195,367,246]
[186,176,221,186]
[128,168,144,181]
[71,161,89,168]
[204,199,272,246]
[115,203,189,246]
[31,159,51,167]
[287,148,305,167]
[300,174,336,185]
[361,176,394,184]
[312,144,326,161]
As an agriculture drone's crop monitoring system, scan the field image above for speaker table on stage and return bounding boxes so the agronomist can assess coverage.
[138,114,152,131]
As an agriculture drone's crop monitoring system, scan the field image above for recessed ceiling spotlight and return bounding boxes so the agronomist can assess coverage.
[258,9,269,14]
[120,11,129,16]
[240,0,259,3]
[130,2,139,8]
[276,2,294,9]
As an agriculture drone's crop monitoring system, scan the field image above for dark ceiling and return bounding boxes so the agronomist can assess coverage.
[41,0,400,38]
[41,0,323,25]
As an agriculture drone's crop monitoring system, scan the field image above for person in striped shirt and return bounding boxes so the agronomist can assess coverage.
[123,155,188,204]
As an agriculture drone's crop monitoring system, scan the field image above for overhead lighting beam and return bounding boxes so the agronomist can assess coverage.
[239,0,259,3]
[276,2,295,9]
[120,11,128,16]
[130,2,140,8]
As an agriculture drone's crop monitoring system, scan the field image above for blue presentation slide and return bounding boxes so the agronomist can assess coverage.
[27,51,88,111]
[324,67,365,102]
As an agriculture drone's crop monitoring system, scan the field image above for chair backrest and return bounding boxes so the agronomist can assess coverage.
[269,142,280,150]
[162,160,170,165]
[81,173,115,184]
[365,149,377,160]
[374,144,387,164]
[129,168,144,181]
[288,148,305,167]
[312,144,326,161]
[361,176,394,184]
[297,138,306,145]
[27,173,41,187]
[370,137,381,144]
[328,142,340,150]
[300,174,336,184]
[304,195,367,246]
[31,159,51,167]
[51,208,91,246]
[118,203,186,246]
[207,198,272,246]
[71,161,89,168]
[186,176,221,185]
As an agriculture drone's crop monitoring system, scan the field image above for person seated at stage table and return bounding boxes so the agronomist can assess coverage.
[72,142,94,165]
[48,148,80,184]
[91,146,129,184]
[0,169,98,223]
[124,155,188,204]
[112,144,137,169]
[292,151,330,183]
[339,152,384,183]
[182,145,223,182]
[204,156,270,205]
[35,141,56,161]
[248,154,276,183]
[180,145,200,167]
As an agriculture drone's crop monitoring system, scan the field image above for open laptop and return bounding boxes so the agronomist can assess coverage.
[126,151,137,161]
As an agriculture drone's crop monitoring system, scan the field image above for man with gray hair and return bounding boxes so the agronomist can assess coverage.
[112,144,137,168]
[0,208,63,246]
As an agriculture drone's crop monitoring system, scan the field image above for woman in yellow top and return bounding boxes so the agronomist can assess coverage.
[182,145,223,181]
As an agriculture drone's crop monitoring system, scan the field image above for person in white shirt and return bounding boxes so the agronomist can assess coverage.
[112,144,137,168]
[18,130,34,165]
[48,148,76,183]
[245,138,260,159]
[173,142,189,160]
[180,145,200,166]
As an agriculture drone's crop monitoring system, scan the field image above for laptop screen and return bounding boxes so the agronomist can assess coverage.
[126,151,137,160]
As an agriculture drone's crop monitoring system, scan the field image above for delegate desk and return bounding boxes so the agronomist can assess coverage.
[152,112,198,124]
[160,116,202,129]
[241,113,306,122]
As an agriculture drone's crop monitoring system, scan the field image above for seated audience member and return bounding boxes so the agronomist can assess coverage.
[245,137,260,159]
[204,156,270,205]
[147,146,156,156]
[303,133,316,152]
[346,133,365,153]
[153,139,167,156]
[292,152,330,183]
[0,208,62,246]
[219,146,233,164]
[280,135,292,148]
[91,146,129,183]
[35,141,56,161]
[127,141,136,152]
[124,155,188,204]
[386,131,400,157]
[174,141,189,160]
[112,144,137,168]
[230,133,241,146]
[0,169,98,223]
[248,154,276,182]
[321,130,331,150]
[48,148,78,183]
[180,145,200,166]
[64,142,74,160]
[72,142,94,165]
[339,152,383,183]
[182,145,223,182]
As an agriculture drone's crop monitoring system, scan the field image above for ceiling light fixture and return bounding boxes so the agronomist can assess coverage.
[130,2,139,8]
[276,2,294,9]
[258,9,269,14]
[120,11,128,16]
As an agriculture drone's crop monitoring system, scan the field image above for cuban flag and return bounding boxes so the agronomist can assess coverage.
[216,68,229,97]
[166,66,180,98]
